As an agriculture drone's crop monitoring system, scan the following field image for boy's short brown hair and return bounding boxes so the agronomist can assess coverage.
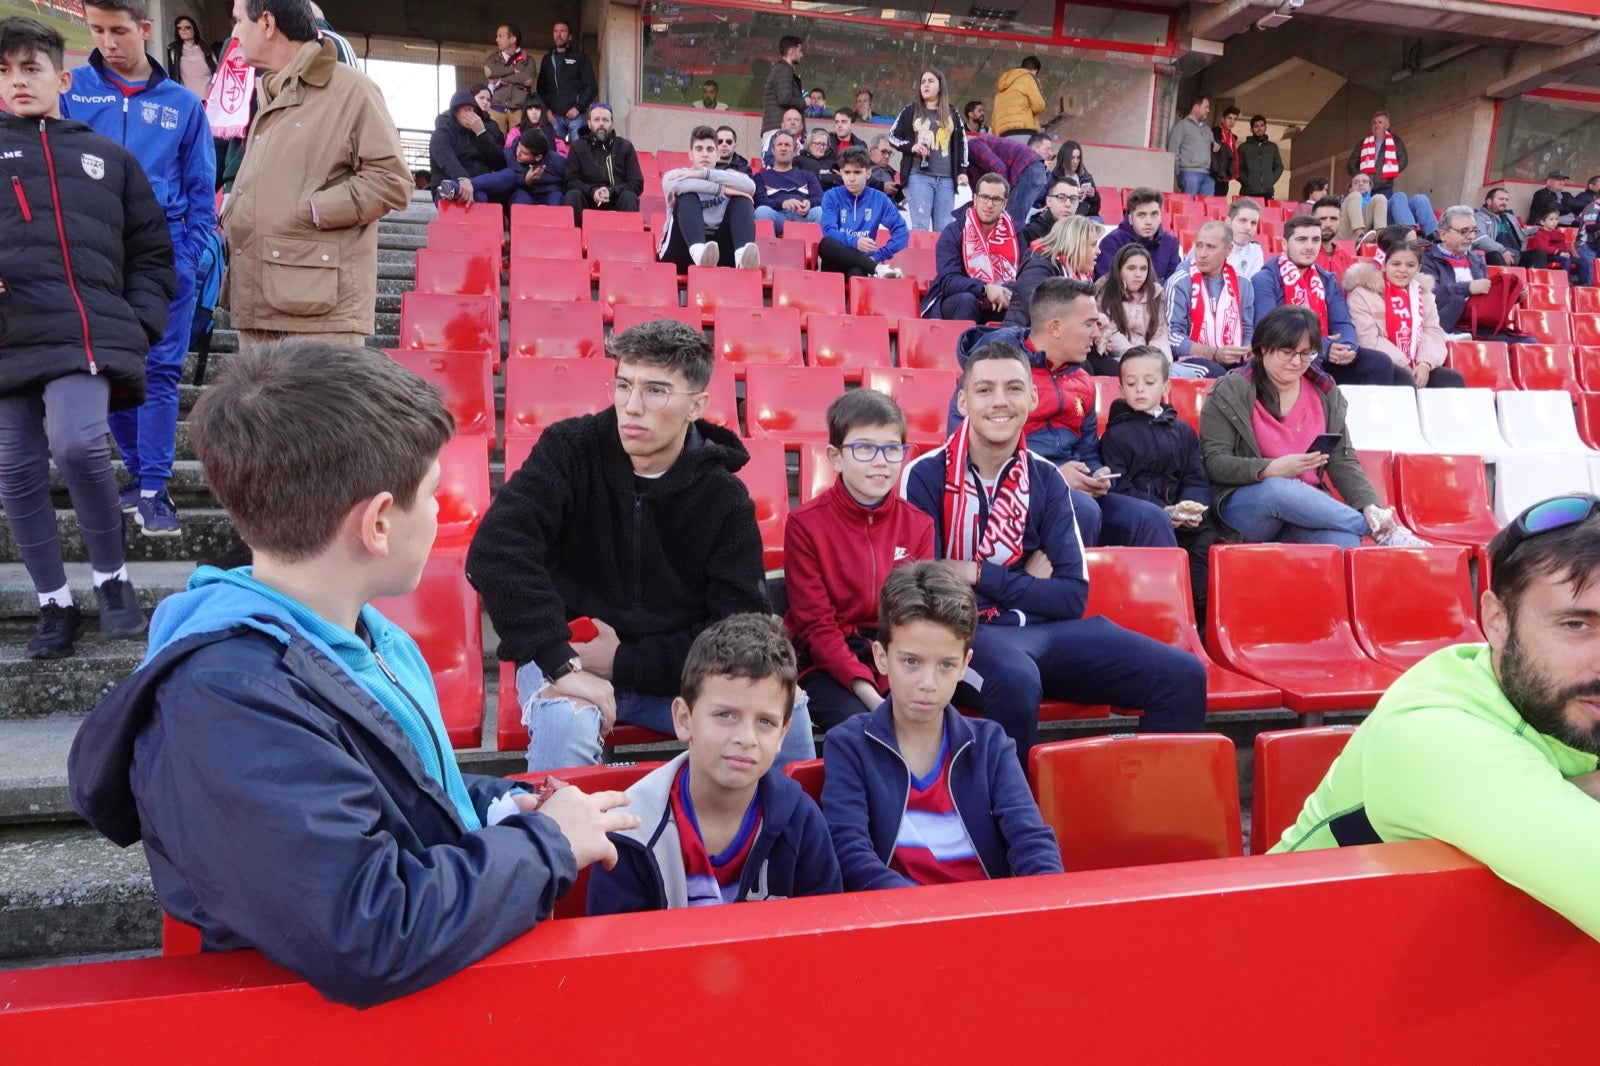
[826,388,906,449]
[681,614,798,722]
[1118,344,1169,380]
[878,561,978,651]
[0,16,66,71]
[190,340,454,561]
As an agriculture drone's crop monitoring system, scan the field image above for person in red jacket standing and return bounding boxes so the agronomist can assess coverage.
[784,390,934,729]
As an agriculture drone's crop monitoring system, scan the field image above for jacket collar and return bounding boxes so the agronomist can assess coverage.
[87,49,173,91]
[862,699,975,756]
[823,476,899,525]
[596,407,750,494]
[261,38,336,104]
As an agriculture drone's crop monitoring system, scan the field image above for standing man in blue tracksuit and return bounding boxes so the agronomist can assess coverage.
[65,0,216,538]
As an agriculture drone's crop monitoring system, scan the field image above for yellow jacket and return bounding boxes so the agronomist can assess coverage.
[992,67,1045,135]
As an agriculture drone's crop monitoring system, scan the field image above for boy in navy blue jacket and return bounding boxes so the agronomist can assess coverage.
[822,561,1062,890]
[1099,347,1216,624]
[818,146,908,280]
[589,614,841,913]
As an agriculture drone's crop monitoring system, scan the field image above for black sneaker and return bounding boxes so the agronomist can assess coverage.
[26,602,82,660]
[96,577,147,639]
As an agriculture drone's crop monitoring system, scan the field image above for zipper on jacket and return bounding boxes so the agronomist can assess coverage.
[372,648,449,785]
[944,739,990,877]
[121,95,129,144]
[10,175,31,221]
[632,494,643,604]
[38,121,97,374]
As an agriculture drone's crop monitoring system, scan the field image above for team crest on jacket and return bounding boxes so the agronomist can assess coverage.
[141,100,159,124]
[81,153,105,180]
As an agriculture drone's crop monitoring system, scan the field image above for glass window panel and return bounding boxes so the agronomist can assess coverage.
[1490,97,1600,183]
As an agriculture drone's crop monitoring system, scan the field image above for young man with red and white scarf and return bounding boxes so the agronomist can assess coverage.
[1345,111,1439,238]
[1165,221,1252,379]
[1251,215,1415,386]
[901,340,1206,762]
[922,173,1027,322]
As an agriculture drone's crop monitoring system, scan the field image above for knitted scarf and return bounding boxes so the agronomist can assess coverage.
[1189,264,1242,347]
[1278,257,1329,332]
[1358,133,1401,180]
[1385,278,1421,366]
[671,763,761,907]
[962,209,1020,285]
[941,419,1031,568]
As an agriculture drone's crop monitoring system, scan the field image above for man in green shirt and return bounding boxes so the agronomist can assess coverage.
[1273,495,1600,939]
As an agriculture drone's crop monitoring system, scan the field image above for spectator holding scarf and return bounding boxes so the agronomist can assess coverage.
[920,173,1021,322]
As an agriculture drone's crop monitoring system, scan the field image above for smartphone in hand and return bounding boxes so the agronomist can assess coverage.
[1309,433,1342,455]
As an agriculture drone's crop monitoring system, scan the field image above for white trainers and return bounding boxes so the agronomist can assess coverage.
[1362,504,1396,537]
[690,241,719,268]
[1375,523,1431,548]
[736,242,760,270]
[875,263,904,279]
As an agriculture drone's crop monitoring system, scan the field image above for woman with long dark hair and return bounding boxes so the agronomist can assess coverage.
[511,94,567,156]
[1096,243,1170,360]
[167,16,215,98]
[1199,305,1427,547]
[1052,139,1101,220]
[888,67,966,232]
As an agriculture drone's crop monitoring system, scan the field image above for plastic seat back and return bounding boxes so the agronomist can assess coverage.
[504,357,612,450]
[1575,347,1600,392]
[735,438,790,571]
[1571,314,1600,349]
[849,276,920,324]
[431,430,492,552]
[508,299,605,360]
[806,314,891,377]
[863,367,959,447]
[1511,344,1580,394]
[1029,734,1243,872]
[1516,309,1572,345]
[756,237,807,284]
[714,306,803,374]
[371,553,483,748]
[1338,384,1432,454]
[415,248,499,296]
[426,217,500,255]
[1167,378,1209,433]
[886,247,937,293]
[897,317,971,371]
[745,365,847,442]
[1393,453,1500,547]
[1575,392,1600,450]
[687,265,764,324]
[584,229,657,278]
[783,758,825,805]
[1522,284,1568,312]
[1445,340,1515,391]
[771,268,846,321]
[1574,289,1600,315]
[509,203,576,229]
[1346,546,1485,671]
[385,349,494,444]
[1250,726,1356,855]
[611,304,702,334]
[1496,389,1595,454]
[581,209,643,249]
[1415,387,1513,456]
[597,260,679,321]
[508,226,582,261]
[782,220,823,265]
[510,255,590,303]
[1492,452,1595,523]
[398,292,500,363]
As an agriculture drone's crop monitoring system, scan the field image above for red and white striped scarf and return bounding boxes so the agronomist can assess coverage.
[1189,264,1243,347]
[206,38,254,139]
[941,419,1031,568]
[961,208,1020,285]
[1278,257,1328,332]
[1384,279,1421,366]
[1358,133,1400,180]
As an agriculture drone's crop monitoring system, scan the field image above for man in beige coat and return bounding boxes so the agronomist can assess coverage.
[223,0,412,350]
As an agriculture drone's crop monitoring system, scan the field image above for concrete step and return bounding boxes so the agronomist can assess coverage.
[0,715,85,825]
[181,331,400,384]
[0,508,240,565]
[0,562,194,622]
[52,461,213,511]
[0,625,146,721]
[0,823,158,963]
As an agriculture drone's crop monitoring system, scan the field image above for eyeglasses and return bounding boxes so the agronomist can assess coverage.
[1448,225,1478,236]
[974,193,1008,205]
[716,138,735,145]
[609,378,700,410]
[1492,494,1600,569]
[840,441,908,463]
[1267,348,1318,364]
[1047,193,1080,203]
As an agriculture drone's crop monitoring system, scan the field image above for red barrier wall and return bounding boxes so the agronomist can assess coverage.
[3,841,1598,1064]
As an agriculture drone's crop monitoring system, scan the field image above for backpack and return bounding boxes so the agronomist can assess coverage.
[189,227,226,385]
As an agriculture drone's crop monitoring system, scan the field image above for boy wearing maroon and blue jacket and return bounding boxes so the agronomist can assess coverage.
[821,561,1062,891]
[784,390,934,730]
[588,615,841,914]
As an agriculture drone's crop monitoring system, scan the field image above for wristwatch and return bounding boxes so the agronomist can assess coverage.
[546,655,583,682]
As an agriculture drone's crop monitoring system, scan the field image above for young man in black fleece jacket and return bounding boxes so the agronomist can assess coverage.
[467,320,817,771]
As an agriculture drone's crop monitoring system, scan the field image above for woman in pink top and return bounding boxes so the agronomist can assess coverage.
[165,16,215,99]
[1198,306,1427,546]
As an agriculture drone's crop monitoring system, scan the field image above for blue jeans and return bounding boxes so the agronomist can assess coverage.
[553,113,583,142]
[1178,170,1210,195]
[1384,190,1438,237]
[1068,488,1178,548]
[516,661,818,772]
[906,170,955,232]
[1008,160,1049,230]
[754,204,822,236]
[109,250,193,492]
[1218,476,1369,547]
[1579,244,1596,286]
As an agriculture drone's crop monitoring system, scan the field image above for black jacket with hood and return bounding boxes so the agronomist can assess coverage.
[563,126,645,202]
[428,90,506,189]
[1099,398,1213,509]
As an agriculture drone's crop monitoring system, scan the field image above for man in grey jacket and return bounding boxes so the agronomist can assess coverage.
[1474,187,1546,269]
[1167,96,1216,196]
[657,125,760,270]
[761,35,805,134]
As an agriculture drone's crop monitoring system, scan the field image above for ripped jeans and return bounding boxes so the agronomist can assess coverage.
[517,661,818,772]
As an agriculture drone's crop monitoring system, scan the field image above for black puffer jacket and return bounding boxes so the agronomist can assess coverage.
[1100,399,1212,509]
[563,128,645,202]
[466,408,769,697]
[0,113,175,408]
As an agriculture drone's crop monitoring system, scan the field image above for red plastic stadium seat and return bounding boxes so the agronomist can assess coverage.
[702,361,741,436]
[508,225,582,261]
[426,219,501,262]
[736,438,789,570]
[1576,392,1600,450]
[638,193,665,220]
[745,365,847,442]
[1515,309,1572,345]
[1523,284,1569,312]
[385,348,495,445]
[598,260,679,322]
[495,661,675,754]
[1573,288,1600,314]
[1168,378,1210,434]
[414,248,499,296]
[1392,452,1500,548]
[510,255,590,303]
[862,367,958,448]
[161,914,202,956]
[1511,344,1580,394]
[783,758,824,805]
[756,237,807,285]
[1346,546,1485,672]
[371,553,484,748]
[849,276,920,325]
[1250,726,1356,855]
[508,300,605,360]
[435,198,504,229]
[398,292,500,369]
[655,150,690,171]
[1575,347,1600,392]
[782,220,823,266]
[906,228,939,250]
[1529,266,1569,290]
[771,268,846,321]
[430,430,491,552]
[686,265,763,324]
[1572,313,1600,349]
[585,229,658,279]
[1331,450,1393,509]
[611,303,702,334]
[509,203,575,229]
[1029,734,1243,872]
[503,357,611,454]
[714,306,803,374]
[1082,548,1281,713]
[1445,340,1515,391]
[806,314,891,377]
[1092,377,1119,428]
[1206,544,1401,715]
[886,247,937,293]
[581,209,644,251]
[897,317,971,371]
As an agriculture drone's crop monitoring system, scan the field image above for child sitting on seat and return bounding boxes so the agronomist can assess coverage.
[588,614,842,913]
[821,561,1063,891]
[1525,208,1575,277]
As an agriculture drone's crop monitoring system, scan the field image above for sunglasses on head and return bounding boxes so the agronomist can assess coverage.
[1493,494,1600,569]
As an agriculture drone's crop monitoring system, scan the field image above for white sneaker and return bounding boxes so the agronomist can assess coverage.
[1362,504,1395,537]
[736,242,760,270]
[690,242,719,268]
[875,263,904,279]
[1375,523,1431,548]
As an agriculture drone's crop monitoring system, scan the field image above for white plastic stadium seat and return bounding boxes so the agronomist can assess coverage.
[1493,452,1594,523]
[1496,390,1597,455]
[1339,385,1433,454]
[1416,388,1516,458]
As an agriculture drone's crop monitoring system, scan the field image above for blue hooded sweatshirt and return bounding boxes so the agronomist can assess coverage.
[820,183,908,263]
